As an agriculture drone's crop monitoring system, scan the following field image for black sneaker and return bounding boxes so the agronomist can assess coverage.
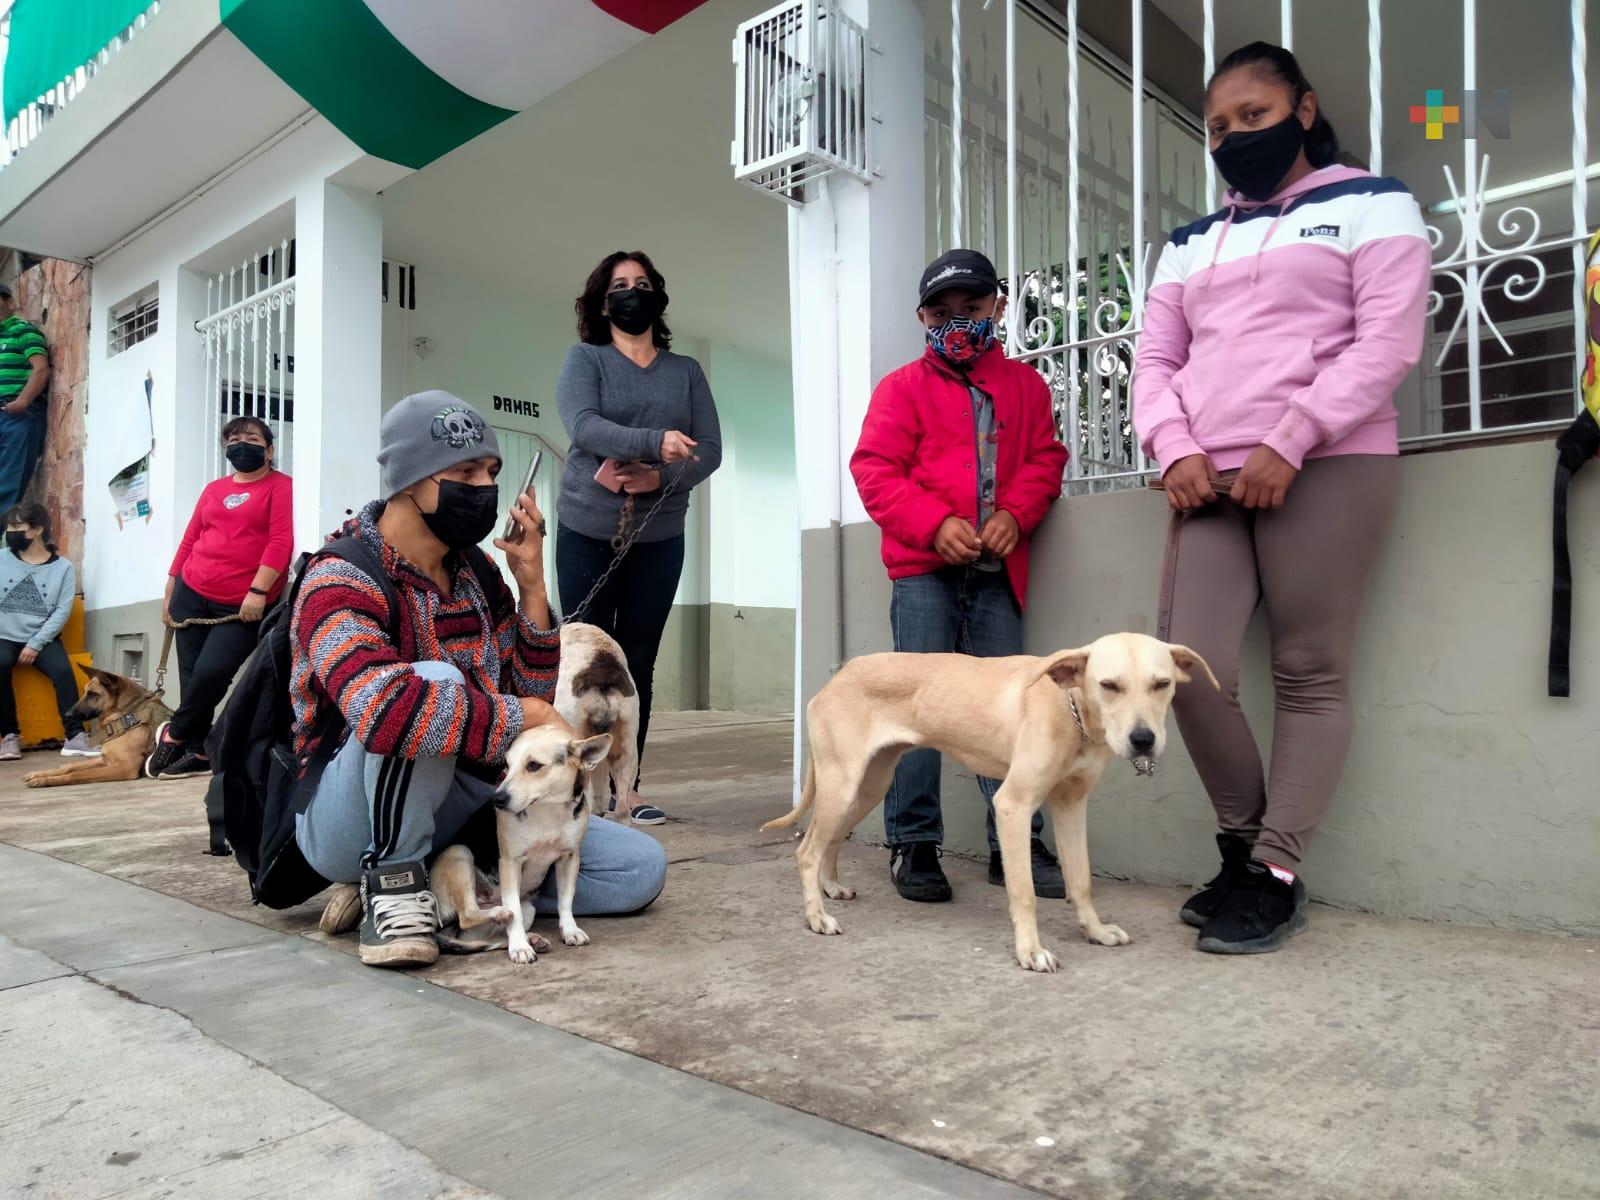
[157,750,212,780]
[358,860,440,968]
[1180,832,1253,928]
[143,722,184,779]
[889,842,952,903]
[987,838,1067,899]
[1196,859,1308,955]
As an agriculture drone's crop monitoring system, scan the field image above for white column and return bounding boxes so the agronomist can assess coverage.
[293,179,383,551]
[789,0,925,800]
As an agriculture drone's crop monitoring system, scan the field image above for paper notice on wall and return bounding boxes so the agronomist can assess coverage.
[108,373,156,528]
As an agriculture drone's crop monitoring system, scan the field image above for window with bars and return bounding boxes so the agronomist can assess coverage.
[107,288,158,356]
[1424,246,1580,436]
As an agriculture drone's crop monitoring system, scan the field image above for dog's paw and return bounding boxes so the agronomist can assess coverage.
[528,932,552,954]
[562,925,590,947]
[485,906,513,925]
[20,773,43,788]
[822,882,856,900]
[1017,946,1060,973]
[807,913,843,936]
[507,942,538,965]
[1086,924,1131,947]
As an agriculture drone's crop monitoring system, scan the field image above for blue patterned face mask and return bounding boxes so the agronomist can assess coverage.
[926,315,996,365]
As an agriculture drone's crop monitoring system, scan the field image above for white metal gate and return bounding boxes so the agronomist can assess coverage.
[195,238,296,481]
[930,0,1593,490]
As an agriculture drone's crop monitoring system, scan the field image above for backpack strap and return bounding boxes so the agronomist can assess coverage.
[312,535,403,628]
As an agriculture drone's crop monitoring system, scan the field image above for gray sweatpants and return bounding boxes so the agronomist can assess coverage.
[1158,454,1400,869]
[294,661,668,915]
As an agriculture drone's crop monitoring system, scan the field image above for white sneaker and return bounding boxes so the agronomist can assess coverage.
[0,733,21,761]
[60,733,101,758]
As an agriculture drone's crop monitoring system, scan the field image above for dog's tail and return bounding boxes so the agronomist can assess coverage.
[435,927,506,955]
[761,755,815,831]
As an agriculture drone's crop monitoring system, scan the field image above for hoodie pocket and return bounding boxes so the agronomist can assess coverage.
[1175,336,1320,447]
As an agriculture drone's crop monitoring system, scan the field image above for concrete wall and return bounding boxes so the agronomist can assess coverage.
[831,438,1600,936]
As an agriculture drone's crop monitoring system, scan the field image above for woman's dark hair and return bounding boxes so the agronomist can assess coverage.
[1208,41,1341,168]
[221,415,274,446]
[4,501,53,548]
[575,250,673,350]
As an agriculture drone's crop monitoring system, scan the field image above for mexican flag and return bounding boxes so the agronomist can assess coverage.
[219,0,714,170]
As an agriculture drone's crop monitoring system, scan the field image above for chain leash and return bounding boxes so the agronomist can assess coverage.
[560,464,687,627]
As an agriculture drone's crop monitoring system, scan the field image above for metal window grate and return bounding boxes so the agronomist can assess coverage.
[733,0,870,205]
[107,290,159,356]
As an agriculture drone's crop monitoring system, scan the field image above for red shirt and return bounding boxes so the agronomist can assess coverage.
[170,470,294,605]
[850,345,1067,609]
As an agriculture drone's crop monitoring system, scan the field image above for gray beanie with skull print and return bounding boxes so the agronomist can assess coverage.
[378,390,502,496]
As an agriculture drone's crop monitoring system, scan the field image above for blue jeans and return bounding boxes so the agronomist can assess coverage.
[882,567,1044,852]
[295,662,668,915]
[0,409,45,513]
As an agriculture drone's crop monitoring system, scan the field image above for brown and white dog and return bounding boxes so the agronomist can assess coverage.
[430,724,611,963]
[21,668,170,789]
[554,622,640,820]
[763,633,1217,973]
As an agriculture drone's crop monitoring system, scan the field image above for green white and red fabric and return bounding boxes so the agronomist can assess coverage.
[220,0,710,168]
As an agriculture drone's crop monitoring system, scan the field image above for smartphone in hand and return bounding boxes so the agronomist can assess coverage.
[593,457,627,494]
[501,451,543,541]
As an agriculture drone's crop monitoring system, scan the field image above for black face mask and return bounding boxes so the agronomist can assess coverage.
[1210,112,1307,202]
[417,478,500,549]
[606,287,666,336]
[226,443,268,473]
[5,531,30,553]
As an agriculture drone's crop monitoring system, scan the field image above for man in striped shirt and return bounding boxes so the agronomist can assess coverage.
[0,284,50,513]
[291,392,667,968]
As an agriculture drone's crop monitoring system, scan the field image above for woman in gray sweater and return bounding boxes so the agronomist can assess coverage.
[0,502,93,760]
[556,250,722,825]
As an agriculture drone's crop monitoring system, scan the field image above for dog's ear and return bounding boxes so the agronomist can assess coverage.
[1033,648,1088,690]
[1166,643,1220,691]
[570,733,612,770]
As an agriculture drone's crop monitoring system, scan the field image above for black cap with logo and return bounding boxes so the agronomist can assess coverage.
[918,248,1000,308]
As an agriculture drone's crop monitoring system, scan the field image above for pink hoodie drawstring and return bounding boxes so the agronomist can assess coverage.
[1249,194,1302,284]
[1202,205,1238,288]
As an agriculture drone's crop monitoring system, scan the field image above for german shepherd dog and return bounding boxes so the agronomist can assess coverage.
[22,667,171,788]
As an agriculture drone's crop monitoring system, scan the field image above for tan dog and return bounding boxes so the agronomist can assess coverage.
[764,633,1217,973]
[21,668,170,788]
[430,724,612,963]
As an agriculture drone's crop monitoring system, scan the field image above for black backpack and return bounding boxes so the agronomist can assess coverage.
[203,535,500,908]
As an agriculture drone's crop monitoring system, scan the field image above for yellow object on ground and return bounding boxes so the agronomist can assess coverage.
[15,595,91,747]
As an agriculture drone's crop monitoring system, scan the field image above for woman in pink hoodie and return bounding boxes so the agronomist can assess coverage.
[1132,43,1431,954]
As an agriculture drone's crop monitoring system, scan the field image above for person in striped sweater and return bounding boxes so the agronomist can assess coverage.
[291,392,667,968]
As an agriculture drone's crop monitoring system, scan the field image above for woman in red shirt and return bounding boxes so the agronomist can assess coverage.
[145,416,293,779]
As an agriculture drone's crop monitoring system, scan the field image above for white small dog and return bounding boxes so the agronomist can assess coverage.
[554,623,641,818]
[431,724,610,964]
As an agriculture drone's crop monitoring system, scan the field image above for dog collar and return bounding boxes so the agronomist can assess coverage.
[1067,689,1092,742]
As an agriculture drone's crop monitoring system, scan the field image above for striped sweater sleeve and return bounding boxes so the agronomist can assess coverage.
[485,565,561,700]
[293,556,524,761]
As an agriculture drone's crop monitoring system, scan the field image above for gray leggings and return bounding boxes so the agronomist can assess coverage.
[1158,455,1400,869]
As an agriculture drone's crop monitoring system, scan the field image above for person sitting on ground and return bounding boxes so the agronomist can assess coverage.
[0,283,51,515]
[147,416,293,780]
[290,391,668,968]
[0,502,95,761]
[849,248,1069,905]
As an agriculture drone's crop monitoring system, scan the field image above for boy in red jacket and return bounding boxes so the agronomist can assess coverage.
[850,249,1068,903]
